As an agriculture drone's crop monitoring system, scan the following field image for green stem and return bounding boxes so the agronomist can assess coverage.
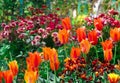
[9,52,13,61]
[54,70,56,83]
[83,53,86,61]
[64,44,67,58]
[101,36,103,42]
[72,41,74,47]
[47,62,49,83]
[113,45,117,64]
[94,46,98,59]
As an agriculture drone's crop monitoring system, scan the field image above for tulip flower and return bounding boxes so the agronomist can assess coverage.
[76,27,86,42]
[0,71,3,83]
[62,17,71,30]
[58,29,69,44]
[94,18,103,31]
[3,70,14,83]
[24,70,38,83]
[42,47,51,60]
[103,49,113,61]
[88,29,98,45]
[70,47,81,59]
[49,48,60,71]
[110,28,120,42]
[26,52,41,71]
[101,40,113,50]
[80,39,91,54]
[8,60,18,76]
[108,73,120,83]
[101,40,113,62]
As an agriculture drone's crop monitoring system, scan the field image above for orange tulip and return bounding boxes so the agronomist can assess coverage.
[76,27,86,42]
[103,49,113,61]
[108,73,120,83]
[80,39,91,54]
[49,48,60,71]
[88,29,98,45]
[24,70,38,83]
[0,71,3,83]
[8,60,18,76]
[58,29,69,44]
[101,40,113,50]
[94,18,103,31]
[3,70,14,83]
[110,28,120,42]
[42,47,51,60]
[26,52,41,71]
[62,17,71,30]
[70,47,81,59]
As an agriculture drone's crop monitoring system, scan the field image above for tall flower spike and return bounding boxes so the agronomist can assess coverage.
[24,70,38,83]
[3,70,14,83]
[80,39,91,54]
[110,28,120,42]
[70,47,81,59]
[88,29,98,45]
[94,18,103,31]
[58,29,69,44]
[62,17,71,30]
[26,52,41,71]
[49,48,60,71]
[101,40,113,50]
[76,27,86,42]
[8,60,18,76]
[108,73,120,83]
[103,49,113,61]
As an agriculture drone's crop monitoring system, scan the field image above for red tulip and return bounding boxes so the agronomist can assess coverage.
[0,71,3,83]
[49,48,60,71]
[42,47,51,60]
[108,73,120,83]
[80,39,91,54]
[94,18,103,31]
[88,29,98,45]
[76,27,86,42]
[103,49,113,61]
[101,40,113,50]
[26,52,42,71]
[62,17,71,30]
[70,47,81,59]
[24,70,38,83]
[3,70,14,83]
[8,60,18,76]
[58,29,69,44]
[110,28,120,42]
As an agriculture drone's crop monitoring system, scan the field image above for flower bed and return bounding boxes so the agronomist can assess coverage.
[0,7,120,83]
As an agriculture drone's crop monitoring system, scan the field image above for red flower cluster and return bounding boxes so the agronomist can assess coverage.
[0,7,62,46]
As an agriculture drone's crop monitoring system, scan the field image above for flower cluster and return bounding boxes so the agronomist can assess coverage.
[59,57,93,82]
[92,59,114,75]
[0,7,62,46]
[85,9,120,28]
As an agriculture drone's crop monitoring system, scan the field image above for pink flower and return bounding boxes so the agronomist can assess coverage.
[1,23,6,27]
